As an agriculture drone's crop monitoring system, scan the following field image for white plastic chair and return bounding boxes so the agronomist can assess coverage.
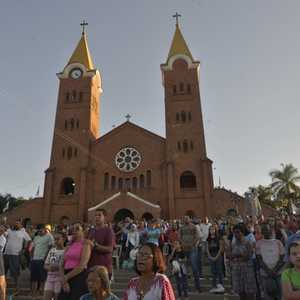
[112,244,122,270]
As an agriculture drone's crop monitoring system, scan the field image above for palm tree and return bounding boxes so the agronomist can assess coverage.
[253,185,276,208]
[269,163,300,213]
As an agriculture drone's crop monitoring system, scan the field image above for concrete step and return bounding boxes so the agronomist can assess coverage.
[7,288,239,300]
[6,267,238,300]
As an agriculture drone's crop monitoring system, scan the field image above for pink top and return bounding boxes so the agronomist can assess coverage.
[64,240,84,270]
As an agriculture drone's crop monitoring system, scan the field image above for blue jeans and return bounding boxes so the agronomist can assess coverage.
[197,244,203,277]
[184,247,201,291]
[174,272,188,297]
[209,256,223,287]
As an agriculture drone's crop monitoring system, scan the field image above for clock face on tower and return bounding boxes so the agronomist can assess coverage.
[115,147,142,172]
[70,68,83,79]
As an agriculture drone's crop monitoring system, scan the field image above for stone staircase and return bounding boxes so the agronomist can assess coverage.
[6,267,240,299]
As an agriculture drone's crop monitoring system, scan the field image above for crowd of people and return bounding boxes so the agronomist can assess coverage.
[0,210,299,299]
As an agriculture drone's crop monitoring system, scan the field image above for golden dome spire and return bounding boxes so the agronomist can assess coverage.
[167,14,193,62]
[67,21,94,70]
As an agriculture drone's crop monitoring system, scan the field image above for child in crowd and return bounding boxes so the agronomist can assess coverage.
[206,225,225,294]
[282,241,300,299]
[43,232,66,300]
[169,241,188,300]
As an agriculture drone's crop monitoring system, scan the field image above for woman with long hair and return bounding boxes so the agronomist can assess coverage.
[58,223,92,300]
[80,266,119,300]
[206,225,225,293]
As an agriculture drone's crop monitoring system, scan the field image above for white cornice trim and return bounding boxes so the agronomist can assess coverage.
[88,192,121,211]
[88,191,160,211]
[161,54,200,71]
[127,192,160,208]
[56,63,102,94]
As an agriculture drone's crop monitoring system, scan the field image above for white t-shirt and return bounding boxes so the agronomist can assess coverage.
[199,223,211,242]
[45,247,65,278]
[45,247,65,266]
[4,228,31,255]
[0,235,6,253]
[256,239,284,276]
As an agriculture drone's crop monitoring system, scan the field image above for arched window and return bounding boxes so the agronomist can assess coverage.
[188,112,192,121]
[180,82,184,92]
[70,119,74,130]
[111,176,116,190]
[125,178,131,191]
[132,177,137,189]
[140,174,145,188]
[181,111,186,123]
[187,84,191,94]
[64,120,68,129]
[72,90,76,101]
[79,92,83,101]
[74,148,78,157]
[146,170,151,187]
[76,120,79,129]
[104,173,109,191]
[183,140,188,153]
[180,171,197,189]
[173,85,177,95]
[67,147,72,160]
[177,141,181,151]
[61,177,75,195]
[62,148,65,158]
[66,92,70,102]
[176,113,180,122]
[118,178,123,190]
[190,141,194,151]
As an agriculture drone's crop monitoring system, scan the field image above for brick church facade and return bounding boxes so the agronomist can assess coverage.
[3,23,251,224]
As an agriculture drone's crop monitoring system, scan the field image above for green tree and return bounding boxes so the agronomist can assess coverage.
[269,163,300,213]
[0,193,27,213]
[252,185,277,208]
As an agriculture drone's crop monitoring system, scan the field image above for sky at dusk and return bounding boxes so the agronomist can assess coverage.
[1,0,300,198]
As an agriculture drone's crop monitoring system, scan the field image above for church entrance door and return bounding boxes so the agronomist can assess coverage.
[114,209,134,223]
[141,212,154,221]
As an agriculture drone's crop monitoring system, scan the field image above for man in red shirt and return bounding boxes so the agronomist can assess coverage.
[87,209,114,278]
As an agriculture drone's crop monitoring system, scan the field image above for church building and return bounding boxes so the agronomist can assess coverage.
[3,20,249,224]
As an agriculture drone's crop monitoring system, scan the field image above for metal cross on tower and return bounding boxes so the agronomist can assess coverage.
[125,114,131,122]
[80,20,88,35]
[172,12,182,25]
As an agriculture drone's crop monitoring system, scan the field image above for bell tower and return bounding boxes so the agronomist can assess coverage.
[43,24,102,222]
[161,15,214,218]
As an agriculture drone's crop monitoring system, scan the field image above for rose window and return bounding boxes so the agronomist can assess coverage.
[115,147,141,172]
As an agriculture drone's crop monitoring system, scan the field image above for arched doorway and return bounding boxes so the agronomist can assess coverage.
[60,216,70,225]
[185,210,196,218]
[227,208,238,217]
[23,218,32,228]
[114,209,134,223]
[142,212,154,222]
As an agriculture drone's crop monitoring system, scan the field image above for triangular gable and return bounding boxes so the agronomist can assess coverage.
[88,191,160,211]
[94,121,165,145]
